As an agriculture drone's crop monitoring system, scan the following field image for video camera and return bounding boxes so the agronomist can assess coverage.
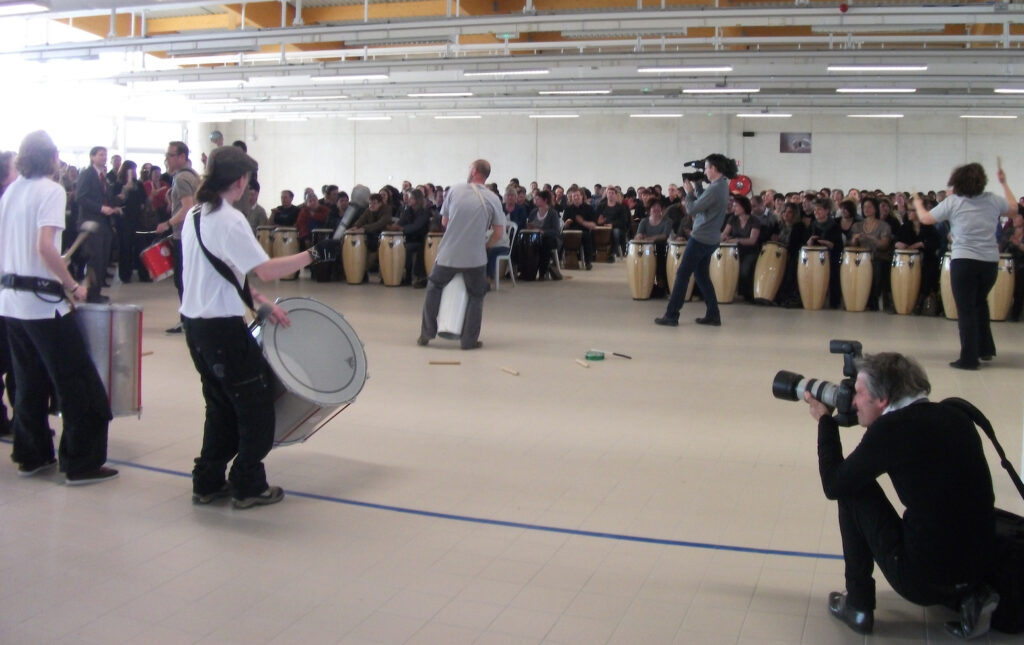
[772,340,863,426]
[681,159,707,183]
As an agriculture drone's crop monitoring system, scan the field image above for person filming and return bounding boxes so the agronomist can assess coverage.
[804,352,998,639]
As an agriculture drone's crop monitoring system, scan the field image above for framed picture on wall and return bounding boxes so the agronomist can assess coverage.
[780,132,812,153]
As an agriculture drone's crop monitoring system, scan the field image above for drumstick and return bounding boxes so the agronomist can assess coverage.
[592,348,633,360]
[575,359,590,368]
[61,221,100,262]
[429,360,461,366]
[141,351,154,357]
[997,156,1003,171]
[501,366,519,376]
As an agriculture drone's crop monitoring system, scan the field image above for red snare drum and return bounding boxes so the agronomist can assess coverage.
[139,238,174,281]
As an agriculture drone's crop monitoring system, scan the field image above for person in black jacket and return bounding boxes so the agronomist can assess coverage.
[388,188,431,287]
[804,352,998,639]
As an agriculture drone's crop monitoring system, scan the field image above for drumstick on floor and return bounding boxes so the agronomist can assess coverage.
[501,367,519,376]
[575,359,590,368]
[429,360,461,366]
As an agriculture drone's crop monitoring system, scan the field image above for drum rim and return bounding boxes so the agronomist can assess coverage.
[261,297,368,406]
[74,303,144,312]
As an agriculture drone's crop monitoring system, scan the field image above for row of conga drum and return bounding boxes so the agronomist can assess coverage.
[938,252,1015,321]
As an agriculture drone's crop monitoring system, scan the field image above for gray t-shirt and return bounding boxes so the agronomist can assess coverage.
[686,177,730,246]
[436,182,506,268]
[930,192,1007,262]
[170,166,200,239]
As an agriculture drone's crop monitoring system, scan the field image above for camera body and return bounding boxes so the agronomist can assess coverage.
[681,159,707,183]
[772,340,863,426]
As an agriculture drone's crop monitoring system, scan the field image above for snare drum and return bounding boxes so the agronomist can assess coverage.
[272,227,300,280]
[626,240,656,300]
[342,233,367,284]
[890,250,922,315]
[424,232,443,272]
[666,239,695,301]
[516,230,543,281]
[379,231,406,286]
[256,226,275,256]
[753,241,788,303]
[840,247,873,312]
[940,253,957,320]
[74,303,142,418]
[310,229,336,283]
[562,230,583,269]
[139,238,174,282]
[797,246,830,310]
[709,242,739,304]
[988,253,1014,322]
[252,297,368,447]
[438,273,469,340]
[593,226,613,262]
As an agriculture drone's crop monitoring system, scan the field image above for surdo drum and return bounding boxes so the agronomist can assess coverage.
[798,245,830,311]
[438,273,469,340]
[890,250,921,315]
[709,242,739,304]
[840,247,873,312]
[75,303,143,418]
[251,297,367,447]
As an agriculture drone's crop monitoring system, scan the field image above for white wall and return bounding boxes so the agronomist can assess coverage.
[197,114,1024,202]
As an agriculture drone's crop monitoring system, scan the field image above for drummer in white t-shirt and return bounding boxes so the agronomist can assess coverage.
[180,146,340,509]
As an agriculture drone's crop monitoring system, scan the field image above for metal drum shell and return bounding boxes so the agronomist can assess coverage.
[74,303,143,418]
[438,273,469,340]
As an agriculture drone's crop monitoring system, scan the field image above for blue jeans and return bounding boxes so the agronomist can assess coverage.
[662,238,720,321]
[486,246,509,279]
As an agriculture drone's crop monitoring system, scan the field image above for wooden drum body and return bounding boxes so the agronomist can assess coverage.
[666,240,695,301]
[840,247,873,312]
[753,241,787,303]
[593,226,613,262]
[988,253,1014,322]
[379,231,406,286]
[890,250,922,315]
[256,226,275,256]
[424,232,443,272]
[562,230,583,269]
[272,227,300,280]
[626,240,656,300]
[940,253,957,320]
[342,232,367,284]
[709,242,739,304]
[798,246,831,310]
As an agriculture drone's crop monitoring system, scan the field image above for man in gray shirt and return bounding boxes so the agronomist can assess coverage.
[419,159,505,350]
[655,153,738,328]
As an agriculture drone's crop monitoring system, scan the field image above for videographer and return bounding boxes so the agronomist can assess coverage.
[804,351,998,639]
[655,153,737,327]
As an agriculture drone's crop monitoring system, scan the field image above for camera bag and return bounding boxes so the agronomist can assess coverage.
[942,397,1024,634]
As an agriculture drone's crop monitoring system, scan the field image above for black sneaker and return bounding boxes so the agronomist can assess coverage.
[949,360,979,371]
[66,466,119,486]
[654,316,679,327]
[192,482,231,505]
[18,458,57,477]
[165,323,183,334]
[695,316,722,327]
[417,335,430,346]
[232,485,284,509]
[461,341,483,350]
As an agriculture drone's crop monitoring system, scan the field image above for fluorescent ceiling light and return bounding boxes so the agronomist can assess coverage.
[994,88,1024,94]
[463,69,549,78]
[178,80,245,90]
[198,98,239,104]
[828,65,927,72]
[312,74,389,83]
[847,114,904,118]
[960,115,1018,119]
[267,116,309,122]
[836,88,916,93]
[0,2,47,17]
[407,92,473,98]
[348,115,392,121]
[638,66,732,74]
[291,95,348,101]
[247,75,311,87]
[538,90,610,95]
[529,114,579,119]
[737,113,792,118]
[811,24,944,33]
[435,115,482,120]
[629,113,683,118]
[683,88,759,94]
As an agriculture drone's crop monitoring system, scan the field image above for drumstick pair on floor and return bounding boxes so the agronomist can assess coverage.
[428,361,520,376]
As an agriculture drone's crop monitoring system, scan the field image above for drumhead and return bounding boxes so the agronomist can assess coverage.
[260,297,368,406]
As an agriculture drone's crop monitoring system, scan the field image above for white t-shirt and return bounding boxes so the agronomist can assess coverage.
[0,176,71,320]
[929,192,1007,262]
[179,201,269,319]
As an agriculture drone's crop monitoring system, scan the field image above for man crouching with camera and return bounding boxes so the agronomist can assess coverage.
[805,352,999,639]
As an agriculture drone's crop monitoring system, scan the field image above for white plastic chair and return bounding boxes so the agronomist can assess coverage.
[495,221,518,292]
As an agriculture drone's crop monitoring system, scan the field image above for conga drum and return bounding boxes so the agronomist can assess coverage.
[256,226,274,256]
[709,242,739,304]
[516,230,543,280]
[562,230,583,269]
[626,240,656,300]
[666,239,695,301]
[593,226,613,262]
[342,232,367,284]
[309,229,336,283]
[797,245,830,311]
[424,232,443,272]
[988,253,1014,322]
[753,241,788,304]
[940,253,957,320]
[840,247,873,312]
[272,227,299,280]
[890,250,921,315]
[379,231,406,286]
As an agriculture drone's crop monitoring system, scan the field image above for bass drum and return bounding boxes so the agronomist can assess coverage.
[252,297,368,447]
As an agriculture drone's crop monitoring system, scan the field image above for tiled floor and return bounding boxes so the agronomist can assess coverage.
[2,262,1023,644]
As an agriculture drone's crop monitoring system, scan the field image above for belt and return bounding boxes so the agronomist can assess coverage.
[0,274,65,298]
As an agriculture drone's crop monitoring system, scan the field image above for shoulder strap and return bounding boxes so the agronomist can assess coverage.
[942,396,1024,502]
[191,206,255,311]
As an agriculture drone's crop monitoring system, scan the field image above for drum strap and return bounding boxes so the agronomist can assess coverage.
[192,206,255,311]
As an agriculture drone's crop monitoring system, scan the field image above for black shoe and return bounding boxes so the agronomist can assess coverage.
[66,466,119,486]
[18,458,57,477]
[828,592,873,635]
[461,341,483,350]
[233,485,284,509]
[412,279,427,289]
[950,360,980,371]
[695,316,722,327]
[585,263,593,270]
[192,482,231,505]
[945,585,999,640]
[417,335,430,346]
[980,354,995,361]
[165,323,183,334]
[654,316,679,327]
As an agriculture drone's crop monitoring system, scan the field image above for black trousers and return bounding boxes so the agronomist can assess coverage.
[950,258,997,364]
[536,234,560,278]
[114,214,139,283]
[81,219,113,299]
[171,238,184,303]
[405,240,426,282]
[839,482,963,612]
[183,316,275,499]
[6,312,111,475]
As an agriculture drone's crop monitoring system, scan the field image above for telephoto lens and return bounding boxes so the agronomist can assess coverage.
[772,370,843,409]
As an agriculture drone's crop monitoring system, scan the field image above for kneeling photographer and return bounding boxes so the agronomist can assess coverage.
[800,350,998,638]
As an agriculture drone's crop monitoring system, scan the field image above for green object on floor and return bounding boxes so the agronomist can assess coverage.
[585,350,605,361]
